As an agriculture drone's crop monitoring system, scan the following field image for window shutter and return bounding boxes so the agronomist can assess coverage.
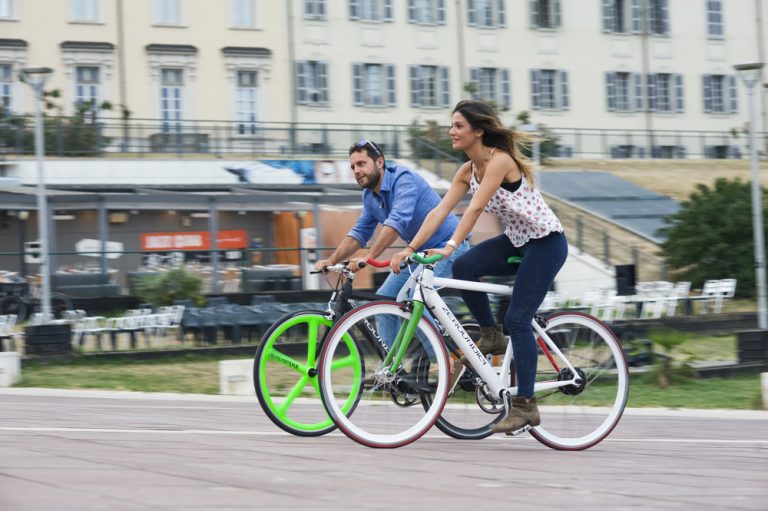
[318,0,325,16]
[560,70,569,110]
[647,74,656,112]
[410,65,420,107]
[470,68,479,99]
[634,73,644,112]
[408,0,416,22]
[437,0,446,24]
[383,0,393,21]
[661,0,669,35]
[729,75,738,113]
[319,62,329,103]
[531,69,541,110]
[467,0,476,26]
[296,61,307,104]
[497,0,506,27]
[353,63,363,106]
[554,0,561,27]
[702,75,712,113]
[606,72,616,111]
[602,0,613,32]
[631,0,642,33]
[441,66,451,107]
[530,0,539,28]
[675,74,684,112]
[387,64,396,106]
[501,69,511,110]
[349,0,359,19]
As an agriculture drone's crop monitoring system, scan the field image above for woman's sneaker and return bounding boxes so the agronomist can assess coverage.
[460,325,507,366]
[491,397,541,434]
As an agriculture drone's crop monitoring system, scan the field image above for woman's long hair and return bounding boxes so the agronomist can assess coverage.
[452,100,537,188]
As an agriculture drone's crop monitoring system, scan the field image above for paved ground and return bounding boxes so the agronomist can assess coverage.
[1,388,767,511]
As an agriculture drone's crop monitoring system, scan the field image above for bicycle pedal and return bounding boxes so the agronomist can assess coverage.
[505,425,531,437]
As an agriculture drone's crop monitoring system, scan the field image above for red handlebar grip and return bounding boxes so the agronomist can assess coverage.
[365,257,391,268]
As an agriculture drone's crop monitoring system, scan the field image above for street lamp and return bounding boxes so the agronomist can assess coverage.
[20,66,53,323]
[734,62,766,329]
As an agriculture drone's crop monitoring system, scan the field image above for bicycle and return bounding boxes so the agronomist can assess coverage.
[252,259,485,438]
[317,252,630,450]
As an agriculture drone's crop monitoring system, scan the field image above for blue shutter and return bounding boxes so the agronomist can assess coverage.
[470,67,479,99]
[467,0,476,25]
[319,62,328,103]
[383,0,393,21]
[661,0,669,34]
[606,72,616,111]
[560,70,569,110]
[387,64,396,106]
[554,0,561,27]
[646,74,656,112]
[631,0,642,33]
[729,75,738,113]
[349,0,359,19]
[602,0,613,32]
[410,65,420,107]
[530,0,539,28]
[437,0,446,24]
[353,63,363,106]
[634,73,643,112]
[297,61,307,104]
[497,0,506,27]
[408,0,416,22]
[531,69,541,110]
[675,74,684,112]
[441,67,450,107]
[501,68,510,109]
[702,75,712,113]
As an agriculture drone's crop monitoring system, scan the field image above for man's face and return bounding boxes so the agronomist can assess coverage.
[349,149,382,190]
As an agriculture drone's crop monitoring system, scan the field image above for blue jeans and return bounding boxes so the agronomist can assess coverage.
[376,240,470,348]
[452,232,568,398]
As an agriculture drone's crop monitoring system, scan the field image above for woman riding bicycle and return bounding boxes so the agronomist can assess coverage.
[391,100,568,434]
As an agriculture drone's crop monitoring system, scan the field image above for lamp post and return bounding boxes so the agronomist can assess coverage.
[734,62,766,329]
[20,66,53,323]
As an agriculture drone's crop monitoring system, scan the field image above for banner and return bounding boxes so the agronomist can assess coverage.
[141,230,248,251]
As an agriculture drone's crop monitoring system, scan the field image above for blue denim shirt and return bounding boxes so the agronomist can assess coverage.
[347,165,460,250]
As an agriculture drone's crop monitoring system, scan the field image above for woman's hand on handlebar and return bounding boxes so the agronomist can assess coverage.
[426,245,454,261]
[390,249,412,274]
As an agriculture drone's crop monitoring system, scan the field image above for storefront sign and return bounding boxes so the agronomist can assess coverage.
[141,230,248,251]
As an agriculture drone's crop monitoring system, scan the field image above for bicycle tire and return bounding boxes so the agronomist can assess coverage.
[318,301,450,448]
[528,311,629,450]
[253,309,364,437]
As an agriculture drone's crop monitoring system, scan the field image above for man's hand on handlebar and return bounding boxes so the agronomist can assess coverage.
[347,257,368,272]
[390,249,412,274]
[313,258,334,271]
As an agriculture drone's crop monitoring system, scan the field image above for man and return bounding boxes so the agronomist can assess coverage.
[315,139,469,304]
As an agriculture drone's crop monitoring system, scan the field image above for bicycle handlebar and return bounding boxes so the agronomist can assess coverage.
[310,260,367,274]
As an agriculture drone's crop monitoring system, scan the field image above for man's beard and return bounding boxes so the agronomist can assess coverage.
[360,168,381,190]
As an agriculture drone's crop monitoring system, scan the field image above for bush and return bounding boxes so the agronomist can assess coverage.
[136,268,205,307]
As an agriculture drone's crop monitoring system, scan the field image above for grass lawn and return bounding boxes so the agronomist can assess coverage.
[14,352,765,410]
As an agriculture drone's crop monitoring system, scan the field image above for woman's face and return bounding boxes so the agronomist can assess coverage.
[449,111,481,151]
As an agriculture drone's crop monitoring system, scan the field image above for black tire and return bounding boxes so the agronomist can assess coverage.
[0,296,28,321]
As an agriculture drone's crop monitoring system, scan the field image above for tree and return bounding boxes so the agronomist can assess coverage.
[659,178,765,297]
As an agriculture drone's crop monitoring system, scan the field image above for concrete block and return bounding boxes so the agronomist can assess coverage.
[0,352,21,387]
[219,359,254,396]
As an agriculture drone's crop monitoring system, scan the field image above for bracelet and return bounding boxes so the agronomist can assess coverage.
[446,239,457,250]
[405,245,416,253]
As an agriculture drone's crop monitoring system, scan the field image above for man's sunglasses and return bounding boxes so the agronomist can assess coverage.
[355,139,382,159]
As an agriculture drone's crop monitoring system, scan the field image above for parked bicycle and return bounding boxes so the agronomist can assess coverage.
[317,252,629,450]
[0,281,73,322]
[252,259,486,438]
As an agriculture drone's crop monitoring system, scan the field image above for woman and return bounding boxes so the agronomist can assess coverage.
[390,100,567,434]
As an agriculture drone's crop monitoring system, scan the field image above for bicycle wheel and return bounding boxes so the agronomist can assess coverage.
[429,322,507,440]
[529,311,629,450]
[253,309,363,437]
[318,301,450,448]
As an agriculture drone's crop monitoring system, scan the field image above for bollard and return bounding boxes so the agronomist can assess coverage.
[219,359,255,396]
[0,352,21,387]
[762,373,768,410]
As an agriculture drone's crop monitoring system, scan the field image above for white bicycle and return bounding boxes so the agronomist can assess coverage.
[317,252,629,449]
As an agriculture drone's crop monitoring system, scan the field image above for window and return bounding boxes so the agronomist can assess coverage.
[236,70,258,135]
[602,0,641,34]
[155,0,181,25]
[702,74,737,114]
[646,73,683,113]
[531,69,569,110]
[530,0,560,29]
[0,64,12,112]
[353,63,396,107]
[160,68,184,132]
[408,0,446,25]
[606,71,643,112]
[706,0,723,38]
[231,0,255,28]
[71,0,98,22]
[304,0,325,19]
[410,65,450,107]
[75,66,100,116]
[0,0,15,19]
[647,0,669,35]
[468,0,505,28]
[296,60,329,105]
[349,0,393,22]
[469,67,510,110]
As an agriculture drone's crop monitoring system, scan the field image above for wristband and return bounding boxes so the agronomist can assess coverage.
[446,239,457,250]
[405,245,416,253]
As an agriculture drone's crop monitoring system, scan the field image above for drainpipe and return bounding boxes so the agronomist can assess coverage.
[116,0,129,151]
[456,0,467,98]
[756,0,767,150]
[286,0,297,153]
[640,0,653,157]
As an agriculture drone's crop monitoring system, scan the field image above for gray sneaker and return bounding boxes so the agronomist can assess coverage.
[460,325,507,366]
[491,397,541,434]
